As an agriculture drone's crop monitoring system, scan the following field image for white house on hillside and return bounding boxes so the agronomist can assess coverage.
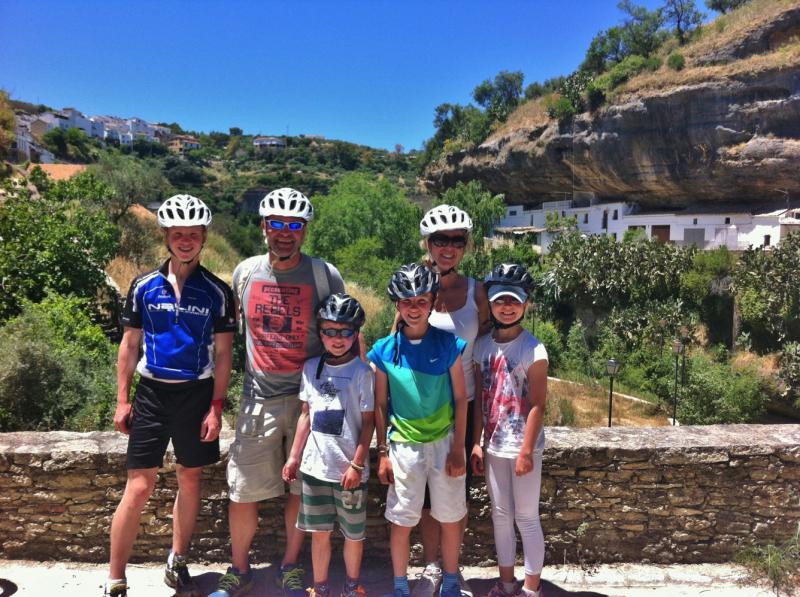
[253,136,286,149]
[496,195,800,253]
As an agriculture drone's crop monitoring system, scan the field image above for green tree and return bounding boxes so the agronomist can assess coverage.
[618,0,666,57]
[43,127,68,156]
[307,174,421,270]
[90,153,172,222]
[0,90,15,163]
[438,180,506,241]
[705,0,749,14]
[0,178,119,321]
[472,70,525,123]
[663,0,704,44]
[581,26,626,75]
[0,294,116,431]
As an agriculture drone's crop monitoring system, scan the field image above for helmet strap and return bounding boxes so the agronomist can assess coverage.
[315,352,327,380]
[490,312,524,330]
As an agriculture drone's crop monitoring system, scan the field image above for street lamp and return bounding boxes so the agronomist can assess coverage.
[657,319,667,356]
[606,358,620,427]
[679,326,690,406]
[671,339,683,425]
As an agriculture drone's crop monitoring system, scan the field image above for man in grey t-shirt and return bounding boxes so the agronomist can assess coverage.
[212,188,344,597]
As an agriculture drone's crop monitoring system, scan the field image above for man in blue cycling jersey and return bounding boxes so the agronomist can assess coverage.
[104,195,236,597]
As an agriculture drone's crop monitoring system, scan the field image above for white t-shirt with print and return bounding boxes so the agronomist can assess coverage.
[473,330,548,459]
[299,356,375,483]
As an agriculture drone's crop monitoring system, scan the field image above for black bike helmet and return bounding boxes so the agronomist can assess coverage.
[316,293,366,329]
[387,263,440,302]
[484,263,533,298]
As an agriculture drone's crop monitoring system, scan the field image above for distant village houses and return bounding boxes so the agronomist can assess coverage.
[496,194,800,253]
[168,134,201,154]
[253,135,286,150]
[12,105,193,162]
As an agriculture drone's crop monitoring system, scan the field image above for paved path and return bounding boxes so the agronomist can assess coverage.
[0,560,775,596]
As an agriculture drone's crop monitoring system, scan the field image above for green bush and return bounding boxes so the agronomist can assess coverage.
[593,55,660,92]
[667,51,686,71]
[677,353,765,424]
[0,294,116,431]
[526,319,563,371]
[564,321,593,375]
[779,342,800,407]
[545,95,578,122]
[361,300,396,351]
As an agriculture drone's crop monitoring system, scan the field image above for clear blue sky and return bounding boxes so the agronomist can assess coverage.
[1,0,667,151]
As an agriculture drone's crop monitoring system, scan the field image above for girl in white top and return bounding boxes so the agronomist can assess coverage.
[415,204,491,596]
[471,264,548,597]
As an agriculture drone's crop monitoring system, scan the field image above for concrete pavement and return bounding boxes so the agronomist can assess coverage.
[0,560,776,596]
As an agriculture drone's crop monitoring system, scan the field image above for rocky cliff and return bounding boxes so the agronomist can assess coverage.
[422,6,800,206]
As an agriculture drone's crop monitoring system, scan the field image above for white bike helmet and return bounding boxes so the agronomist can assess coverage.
[259,187,314,221]
[419,204,473,237]
[157,194,212,228]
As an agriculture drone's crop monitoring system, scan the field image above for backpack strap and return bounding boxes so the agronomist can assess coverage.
[310,256,331,304]
[235,257,260,334]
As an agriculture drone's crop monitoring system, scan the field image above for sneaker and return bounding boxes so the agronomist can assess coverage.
[438,585,462,597]
[103,581,128,597]
[411,563,442,597]
[278,564,307,597]
[308,588,332,597]
[208,567,254,597]
[486,580,523,597]
[457,570,473,597]
[164,557,200,597]
[341,584,367,597]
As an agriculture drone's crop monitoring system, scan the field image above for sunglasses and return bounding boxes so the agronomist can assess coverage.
[320,328,356,338]
[429,234,467,249]
[265,219,305,231]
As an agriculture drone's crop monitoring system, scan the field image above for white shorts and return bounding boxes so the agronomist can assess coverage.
[226,394,302,503]
[385,432,467,527]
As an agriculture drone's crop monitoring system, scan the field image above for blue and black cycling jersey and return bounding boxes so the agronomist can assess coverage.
[121,260,236,381]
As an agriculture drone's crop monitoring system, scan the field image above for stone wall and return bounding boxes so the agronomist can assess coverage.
[1,425,798,565]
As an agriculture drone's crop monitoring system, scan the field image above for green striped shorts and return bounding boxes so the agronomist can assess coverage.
[297,475,367,540]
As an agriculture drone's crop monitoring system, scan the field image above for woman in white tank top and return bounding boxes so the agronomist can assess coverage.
[415,204,491,596]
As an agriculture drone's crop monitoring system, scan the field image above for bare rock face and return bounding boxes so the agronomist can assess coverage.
[422,69,800,206]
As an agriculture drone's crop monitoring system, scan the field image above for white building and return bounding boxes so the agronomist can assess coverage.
[253,135,286,149]
[496,195,800,253]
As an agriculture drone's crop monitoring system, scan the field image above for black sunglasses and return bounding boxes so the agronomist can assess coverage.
[429,234,467,249]
[265,219,305,231]
[320,328,356,338]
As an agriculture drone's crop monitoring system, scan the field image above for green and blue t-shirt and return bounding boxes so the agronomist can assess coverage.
[368,326,466,444]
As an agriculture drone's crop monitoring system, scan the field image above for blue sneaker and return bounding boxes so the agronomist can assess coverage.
[208,567,254,597]
[439,585,462,597]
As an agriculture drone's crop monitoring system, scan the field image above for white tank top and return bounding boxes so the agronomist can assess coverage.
[428,277,480,401]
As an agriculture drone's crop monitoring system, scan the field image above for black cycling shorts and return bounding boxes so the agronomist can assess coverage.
[126,376,219,470]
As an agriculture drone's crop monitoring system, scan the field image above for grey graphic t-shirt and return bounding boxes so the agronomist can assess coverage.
[233,253,344,399]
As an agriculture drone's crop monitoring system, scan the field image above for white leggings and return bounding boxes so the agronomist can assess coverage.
[485,452,545,576]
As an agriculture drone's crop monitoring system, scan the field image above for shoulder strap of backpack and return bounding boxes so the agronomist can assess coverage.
[310,256,331,303]
[236,258,260,334]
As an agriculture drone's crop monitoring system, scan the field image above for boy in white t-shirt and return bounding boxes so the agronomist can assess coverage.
[283,294,375,597]
[470,264,548,597]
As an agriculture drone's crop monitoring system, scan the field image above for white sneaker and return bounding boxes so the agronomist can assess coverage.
[412,562,442,597]
[458,570,473,597]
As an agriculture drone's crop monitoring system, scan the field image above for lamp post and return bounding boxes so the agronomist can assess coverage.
[671,339,683,425]
[680,326,689,405]
[657,318,667,356]
[606,358,620,427]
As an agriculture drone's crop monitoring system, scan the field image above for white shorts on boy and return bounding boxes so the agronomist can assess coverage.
[385,432,467,527]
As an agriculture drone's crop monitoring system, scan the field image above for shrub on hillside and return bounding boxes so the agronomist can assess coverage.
[667,51,686,70]
[0,294,116,431]
[545,94,578,122]
[677,353,765,424]
[778,342,800,407]
[526,319,564,371]
[564,321,593,375]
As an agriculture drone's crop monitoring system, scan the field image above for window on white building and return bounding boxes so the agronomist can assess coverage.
[613,209,618,220]
[724,217,731,224]
[509,210,517,216]
[693,218,698,225]
[764,235,771,247]
[583,213,588,224]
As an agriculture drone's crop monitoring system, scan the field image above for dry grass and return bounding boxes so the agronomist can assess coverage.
[546,378,669,428]
[344,281,387,322]
[489,97,551,141]
[732,350,781,378]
